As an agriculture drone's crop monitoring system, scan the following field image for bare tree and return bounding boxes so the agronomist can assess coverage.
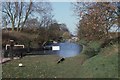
[15,2,23,31]
[2,14,10,31]
[20,1,32,31]
[32,2,53,28]
[2,1,53,32]
[2,1,33,31]
[2,2,17,31]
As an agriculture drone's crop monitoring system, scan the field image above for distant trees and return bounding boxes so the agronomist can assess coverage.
[73,2,118,41]
[2,1,71,47]
[2,1,53,32]
[47,22,71,41]
[48,23,62,40]
[21,18,71,45]
[59,24,71,39]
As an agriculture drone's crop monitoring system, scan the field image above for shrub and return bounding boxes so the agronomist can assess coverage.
[2,31,39,48]
[88,41,102,52]
[79,39,89,46]
[80,40,102,58]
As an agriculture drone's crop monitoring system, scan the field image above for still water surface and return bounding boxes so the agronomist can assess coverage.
[43,42,83,58]
[57,42,82,58]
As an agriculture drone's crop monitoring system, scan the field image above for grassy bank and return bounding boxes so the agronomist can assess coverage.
[2,39,119,78]
[75,43,119,78]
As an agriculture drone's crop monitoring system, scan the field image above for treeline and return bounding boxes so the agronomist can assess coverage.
[22,19,71,44]
[2,1,71,48]
[2,1,53,32]
[2,21,71,48]
[72,2,120,58]
[73,2,120,41]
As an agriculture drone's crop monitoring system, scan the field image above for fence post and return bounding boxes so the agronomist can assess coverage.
[9,40,14,59]
[27,40,31,53]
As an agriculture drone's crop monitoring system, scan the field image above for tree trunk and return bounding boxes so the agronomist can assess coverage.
[20,2,32,31]
[5,21,8,32]
[11,21,15,31]
[17,26,19,32]
[17,21,20,32]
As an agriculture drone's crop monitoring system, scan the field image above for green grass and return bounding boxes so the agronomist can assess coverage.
[2,42,119,78]
[75,44,119,78]
[87,40,102,50]
[80,40,102,58]
[2,53,88,78]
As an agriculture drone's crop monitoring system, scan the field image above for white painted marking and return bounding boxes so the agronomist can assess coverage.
[52,46,60,50]
[6,44,25,50]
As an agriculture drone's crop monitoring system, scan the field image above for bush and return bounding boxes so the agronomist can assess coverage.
[79,39,89,45]
[2,31,40,48]
[83,47,97,58]
[80,40,102,58]
[88,41,102,52]
[101,36,119,48]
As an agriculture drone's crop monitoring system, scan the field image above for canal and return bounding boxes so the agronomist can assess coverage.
[42,42,83,58]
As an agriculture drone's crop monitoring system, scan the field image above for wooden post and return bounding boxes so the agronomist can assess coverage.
[9,40,14,59]
[27,41,31,53]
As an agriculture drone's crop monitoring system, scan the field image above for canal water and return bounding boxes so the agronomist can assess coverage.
[3,42,83,58]
[43,42,83,58]
[57,42,82,58]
